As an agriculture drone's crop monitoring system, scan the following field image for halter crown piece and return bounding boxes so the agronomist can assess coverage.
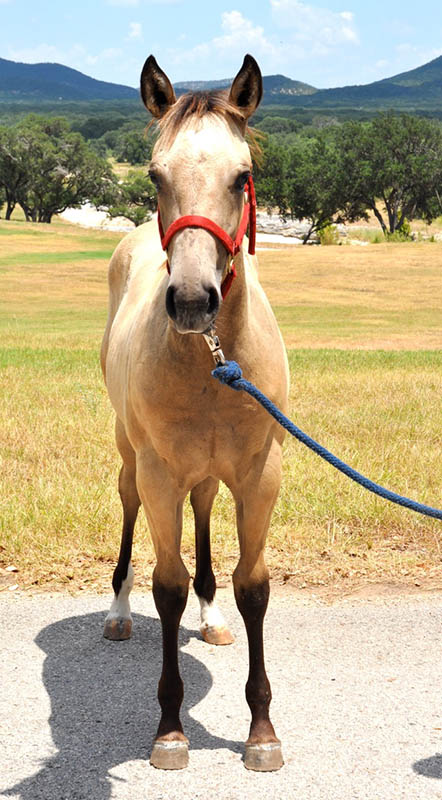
[157,175,257,300]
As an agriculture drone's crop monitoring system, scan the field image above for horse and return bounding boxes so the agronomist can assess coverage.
[100,53,289,772]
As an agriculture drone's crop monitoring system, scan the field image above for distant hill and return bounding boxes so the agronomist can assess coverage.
[286,55,442,109]
[175,74,317,98]
[0,58,138,100]
[1,54,442,111]
[0,57,316,103]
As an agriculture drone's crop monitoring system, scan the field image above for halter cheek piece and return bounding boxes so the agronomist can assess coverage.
[157,176,257,300]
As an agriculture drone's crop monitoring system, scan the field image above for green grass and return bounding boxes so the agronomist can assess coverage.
[0,215,441,592]
[274,305,442,341]
[0,249,114,267]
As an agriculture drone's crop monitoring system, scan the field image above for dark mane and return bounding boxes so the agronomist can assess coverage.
[151,89,262,162]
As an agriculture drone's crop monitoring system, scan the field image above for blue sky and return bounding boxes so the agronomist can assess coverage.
[1,0,441,90]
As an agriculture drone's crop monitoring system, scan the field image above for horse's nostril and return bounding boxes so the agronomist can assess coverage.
[165,286,177,321]
[166,283,220,331]
[207,287,219,316]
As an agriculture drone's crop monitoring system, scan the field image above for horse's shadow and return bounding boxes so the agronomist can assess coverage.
[4,610,241,800]
[413,753,442,779]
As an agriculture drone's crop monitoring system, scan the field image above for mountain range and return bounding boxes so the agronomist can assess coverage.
[1,54,442,111]
[0,58,138,101]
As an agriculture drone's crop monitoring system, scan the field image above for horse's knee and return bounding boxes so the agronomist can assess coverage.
[233,551,269,596]
[193,566,215,601]
[233,575,270,621]
[152,568,189,620]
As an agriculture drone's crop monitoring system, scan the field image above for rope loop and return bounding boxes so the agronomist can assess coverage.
[212,361,243,390]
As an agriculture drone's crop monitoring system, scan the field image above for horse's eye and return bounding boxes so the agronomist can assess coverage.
[148,170,160,189]
[234,171,251,191]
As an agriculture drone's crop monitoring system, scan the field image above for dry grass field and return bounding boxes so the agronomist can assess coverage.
[0,214,441,595]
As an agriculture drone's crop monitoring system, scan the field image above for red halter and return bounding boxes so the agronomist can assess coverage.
[157,175,256,300]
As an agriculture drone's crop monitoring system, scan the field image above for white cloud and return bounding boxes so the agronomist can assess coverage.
[271,0,359,53]
[127,21,143,39]
[8,44,65,63]
[170,10,278,66]
[169,2,358,77]
[8,43,123,72]
[213,11,278,56]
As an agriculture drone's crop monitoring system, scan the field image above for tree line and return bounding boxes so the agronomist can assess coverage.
[253,113,442,241]
[1,112,442,236]
[0,115,156,225]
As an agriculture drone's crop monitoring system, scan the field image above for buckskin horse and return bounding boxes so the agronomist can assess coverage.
[101,53,289,771]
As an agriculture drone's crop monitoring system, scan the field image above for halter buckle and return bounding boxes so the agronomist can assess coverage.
[202,326,226,366]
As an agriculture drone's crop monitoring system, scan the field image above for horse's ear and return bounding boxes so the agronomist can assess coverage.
[140,55,176,118]
[228,54,263,120]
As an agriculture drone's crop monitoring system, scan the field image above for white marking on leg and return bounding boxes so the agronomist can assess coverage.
[198,596,227,634]
[105,562,134,623]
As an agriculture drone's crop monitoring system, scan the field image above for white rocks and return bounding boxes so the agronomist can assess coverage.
[256,211,316,240]
[59,203,135,232]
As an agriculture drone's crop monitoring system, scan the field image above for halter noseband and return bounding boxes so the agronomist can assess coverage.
[157,176,256,300]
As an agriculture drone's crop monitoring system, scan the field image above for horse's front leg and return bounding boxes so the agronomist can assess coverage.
[232,436,284,772]
[136,448,190,770]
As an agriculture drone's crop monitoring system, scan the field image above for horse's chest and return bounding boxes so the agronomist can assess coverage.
[132,386,269,483]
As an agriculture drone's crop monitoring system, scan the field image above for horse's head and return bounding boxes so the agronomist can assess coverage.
[141,54,262,334]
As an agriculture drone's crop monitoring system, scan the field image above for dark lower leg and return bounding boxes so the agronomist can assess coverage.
[193,525,215,602]
[153,573,189,741]
[191,479,217,603]
[112,464,140,594]
[104,465,141,640]
[234,579,278,744]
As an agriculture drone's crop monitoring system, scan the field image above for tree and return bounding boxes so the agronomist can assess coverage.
[338,114,442,234]
[0,116,118,223]
[107,170,157,226]
[0,126,28,219]
[253,134,288,215]
[284,133,364,243]
[114,130,153,165]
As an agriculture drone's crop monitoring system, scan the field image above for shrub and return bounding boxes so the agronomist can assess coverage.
[318,224,339,245]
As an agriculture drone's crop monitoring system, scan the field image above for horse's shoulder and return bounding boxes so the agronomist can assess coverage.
[108,219,158,278]
[107,222,165,313]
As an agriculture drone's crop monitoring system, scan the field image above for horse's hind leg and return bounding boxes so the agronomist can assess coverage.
[104,419,140,641]
[190,478,234,646]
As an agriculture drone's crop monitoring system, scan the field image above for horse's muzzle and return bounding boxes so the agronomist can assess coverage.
[165,283,220,333]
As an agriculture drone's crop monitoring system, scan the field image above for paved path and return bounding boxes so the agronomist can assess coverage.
[1,588,442,800]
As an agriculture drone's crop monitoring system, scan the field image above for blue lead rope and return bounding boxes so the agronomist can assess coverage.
[212,360,442,521]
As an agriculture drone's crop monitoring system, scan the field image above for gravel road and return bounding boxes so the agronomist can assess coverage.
[1,587,441,800]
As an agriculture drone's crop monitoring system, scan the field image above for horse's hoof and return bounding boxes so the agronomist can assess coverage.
[244,742,284,772]
[201,625,234,646]
[103,617,132,640]
[150,740,189,770]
